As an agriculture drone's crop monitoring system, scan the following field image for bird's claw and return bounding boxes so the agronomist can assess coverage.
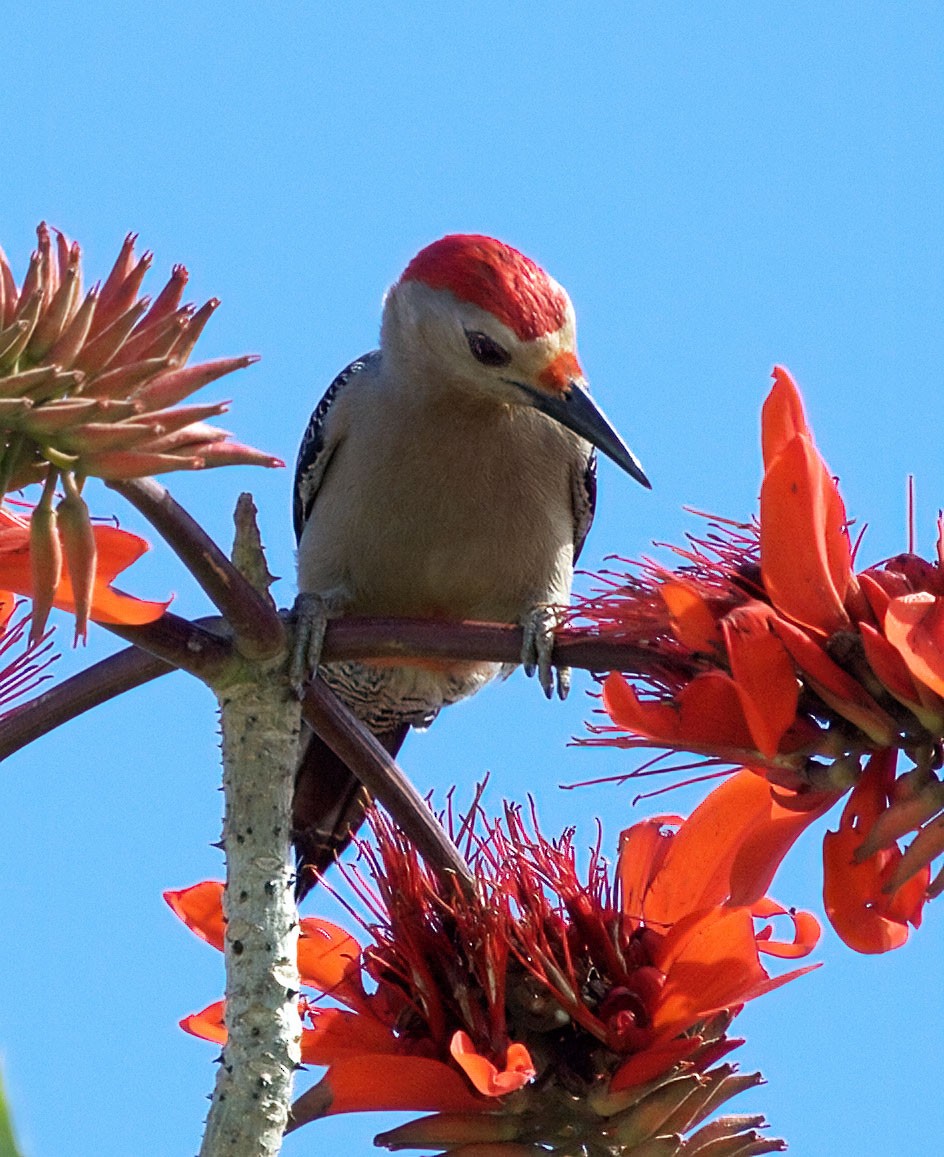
[521,605,570,700]
[290,592,332,697]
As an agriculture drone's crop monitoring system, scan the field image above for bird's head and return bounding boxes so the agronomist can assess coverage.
[381,234,650,488]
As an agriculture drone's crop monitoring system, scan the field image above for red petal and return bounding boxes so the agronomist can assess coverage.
[770,616,898,745]
[761,366,810,467]
[859,621,922,703]
[0,519,169,626]
[164,881,225,950]
[641,770,831,925]
[608,1037,702,1092]
[661,580,722,652]
[297,918,365,1006]
[449,1031,536,1097]
[760,433,852,635]
[180,1000,227,1045]
[751,897,821,958]
[652,907,816,1040]
[885,592,944,697]
[722,603,798,757]
[320,1055,487,1116]
[618,818,676,925]
[602,673,681,743]
[303,1007,399,1065]
[822,752,925,953]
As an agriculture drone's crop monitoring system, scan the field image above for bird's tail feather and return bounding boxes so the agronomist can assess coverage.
[292,722,409,900]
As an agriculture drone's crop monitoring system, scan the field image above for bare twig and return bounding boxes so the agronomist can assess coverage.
[301,676,474,891]
[109,477,285,661]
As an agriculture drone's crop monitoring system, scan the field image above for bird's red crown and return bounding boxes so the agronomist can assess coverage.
[400,234,570,342]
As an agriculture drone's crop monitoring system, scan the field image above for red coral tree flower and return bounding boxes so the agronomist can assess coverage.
[582,367,944,952]
[168,788,818,1154]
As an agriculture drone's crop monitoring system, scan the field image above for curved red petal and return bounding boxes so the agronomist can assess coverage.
[180,999,227,1045]
[761,366,811,467]
[321,1054,488,1116]
[722,603,798,757]
[642,770,826,925]
[602,672,681,743]
[751,898,821,958]
[449,1031,535,1097]
[303,1007,399,1065]
[822,753,924,953]
[618,818,677,925]
[297,918,364,1003]
[760,433,852,635]
[661,580,722,652]
[608,1037,702,1092]
[164,881,225,950]
[885,592,944,697]
[0,520,169,626]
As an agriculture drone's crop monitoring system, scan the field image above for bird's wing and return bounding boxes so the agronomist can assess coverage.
[571,449,597,565]
[293,350,381,543]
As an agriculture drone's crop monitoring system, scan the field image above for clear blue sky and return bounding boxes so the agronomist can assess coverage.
[1,3,942,1154]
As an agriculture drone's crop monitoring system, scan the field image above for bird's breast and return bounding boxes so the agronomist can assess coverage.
[298,391,585,624]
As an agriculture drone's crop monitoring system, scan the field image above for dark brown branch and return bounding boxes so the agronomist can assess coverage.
[1,616,687,763]
[318,617,692,678]
[0,645,171,760]
[109,477,285,661]
[0,614,234,761]
[105,612,235,680]
[301,677,474,891]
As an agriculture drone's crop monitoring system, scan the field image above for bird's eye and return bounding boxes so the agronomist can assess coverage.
[466,330,511,367]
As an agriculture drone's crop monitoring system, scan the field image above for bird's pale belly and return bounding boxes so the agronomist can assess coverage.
[300,401,580,731]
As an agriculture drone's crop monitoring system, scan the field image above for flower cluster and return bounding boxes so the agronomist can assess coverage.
[169,782,818,1154]
[581,367,943,952]
[0,224,281,486]
[0,224,283,640]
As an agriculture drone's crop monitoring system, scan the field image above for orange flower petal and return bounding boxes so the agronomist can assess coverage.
[722,603,798,758]
[770,616,898,745]
[602,672,681,744]
[321,1054,488,1116]
[751,897,821,959]
[639,770,831,925]
[449,1032,535,1098]
[760,432,852,635]
[618,818,676,926]
[298,918,364,1006]
[760,366,810,467]
[180,999,227,1045]
[164,881,225,950]
[0,591,16,629]
[603,670,757,752]
[661,580,722,652]
[608,1036,702,1092]
[0,518,169,626]
[885,592,944,697]
[822,752,928,953]
[652,906,818,1041]
[859,621,922,703]
[303,1007,399,1065]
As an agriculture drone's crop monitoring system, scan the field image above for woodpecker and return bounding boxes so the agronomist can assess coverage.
[292,234,649,895]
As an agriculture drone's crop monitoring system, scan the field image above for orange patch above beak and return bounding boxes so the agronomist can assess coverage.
[537,350,583,396]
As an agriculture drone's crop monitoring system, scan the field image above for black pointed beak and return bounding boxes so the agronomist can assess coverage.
[513,379,651,489]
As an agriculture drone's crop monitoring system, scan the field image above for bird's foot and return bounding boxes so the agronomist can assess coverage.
[290,592,337,696]
[521,605,570,700]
